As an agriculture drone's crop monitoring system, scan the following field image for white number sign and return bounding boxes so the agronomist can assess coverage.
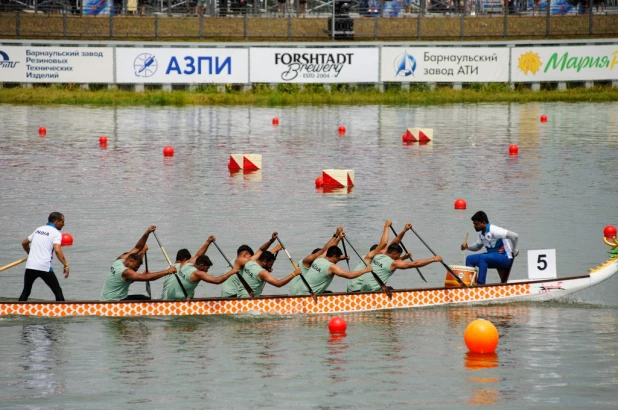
[527,249,557,280]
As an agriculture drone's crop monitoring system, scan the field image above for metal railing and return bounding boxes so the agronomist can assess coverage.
[0,0,616,40]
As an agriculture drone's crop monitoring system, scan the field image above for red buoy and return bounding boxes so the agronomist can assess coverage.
[61,233,74,246]
[454,198,467,210]
[272,117,279,125]
[509,144,519,156]
[99,136,108,147]
[315,176,324,187]
[38,127,47,137]
[338,125,346,135]
[604,225,617,238]
[540,114,548,122]
[328,316,347,333]
[163,146,175,157]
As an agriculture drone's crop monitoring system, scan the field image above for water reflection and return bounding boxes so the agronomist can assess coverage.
[21,324,65,399]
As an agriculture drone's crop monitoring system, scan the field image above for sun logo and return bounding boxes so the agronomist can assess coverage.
[518,52,543,75]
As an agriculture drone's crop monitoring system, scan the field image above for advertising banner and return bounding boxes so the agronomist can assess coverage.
[381,47,509,83]
[0,46,113,83]
[116,48,249,84]
[83,0,114,15]
[511,46,618,82]
[250,48,379,83]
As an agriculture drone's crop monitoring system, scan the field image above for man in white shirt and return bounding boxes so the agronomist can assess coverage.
[461,211,519,285]
[19,212,70,301]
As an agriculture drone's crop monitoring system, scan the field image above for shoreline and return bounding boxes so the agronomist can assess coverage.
[2,85,618,106]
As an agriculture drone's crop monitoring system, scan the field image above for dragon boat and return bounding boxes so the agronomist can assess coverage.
[1,238,617,318]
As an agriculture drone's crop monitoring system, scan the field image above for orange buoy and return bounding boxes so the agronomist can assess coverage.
[272,117,279,125]
[328,316,347,333]
[540,114,548,122]
[38,127,47,136]
[604,225,617,239]
[464,319,499,353]
[163,146,175,157]
[454,198,467,210]
[61,233,74,246]
[508,144,518,156]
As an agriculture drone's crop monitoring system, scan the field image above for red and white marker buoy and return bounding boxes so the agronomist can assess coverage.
[322,169,354,188]
[402,128,433,143]
[454,198,467,210]
[228,154,262,170]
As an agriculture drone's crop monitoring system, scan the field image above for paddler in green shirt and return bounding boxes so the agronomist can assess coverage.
[161,253,250,300]
[234,250,300,298]
[359,226,443,292]
[161,236,216,299]
[100,226,177,301]
[221,232,282,298]
[289,244,374,295]
[347,220,394,292]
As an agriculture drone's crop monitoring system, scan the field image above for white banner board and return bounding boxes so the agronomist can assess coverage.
[527,249,557,280]
[381,47,509,83]
[116,48,249,84]
[250,48,379,83]
[511,46,618,82]
[0,46,113,83]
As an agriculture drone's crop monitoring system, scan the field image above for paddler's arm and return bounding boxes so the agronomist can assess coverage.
[129,225,156,255]
[389,223,411,247]
[123,265,176,282]
[257,268,300,288]
[370,220,393,259]
[195,267,239,285]
[188,236,215,265]
[253,232,278,260]
[462,237,482,251]
[22,238,31,254]
[302,227,343,267]
[392,255,442,270]
[330,264,373,279]
[52,243,70,278]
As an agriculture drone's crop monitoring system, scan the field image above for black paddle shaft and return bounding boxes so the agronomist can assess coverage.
[144,251,151,299]
[211,240,255,299]
[389,225,427,283]
[152,231,190,299]
[275,237,317,302]
[409,228,467,287]
[343,236,392,299]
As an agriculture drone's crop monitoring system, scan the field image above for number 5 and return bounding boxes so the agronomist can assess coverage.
[537,254,547,270]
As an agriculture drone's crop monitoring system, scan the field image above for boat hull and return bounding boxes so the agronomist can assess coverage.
[1,255,615,317]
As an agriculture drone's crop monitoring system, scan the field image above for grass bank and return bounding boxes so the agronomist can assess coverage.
[1,83,618,106]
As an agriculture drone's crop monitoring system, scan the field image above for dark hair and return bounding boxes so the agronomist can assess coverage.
[176,249,191,261]
[258,250,276,263]
[312,248,322,254]
[127,253,142,263]
[387,244,403,254]
[48,212,64,223]
[326,246,343,258]
[237,245,254,256]
[195,255,213,267]
[471,211,489,224]
[369,244,378,251]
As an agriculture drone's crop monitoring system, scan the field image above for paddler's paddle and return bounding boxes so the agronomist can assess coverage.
[152,231,190,299]
[343,236,392,299]
[144,251,151,299]
[0,257,27,273]
[211,239,255,299]
[275,237,317,302]
[410,227,467,287]
[390,225,426,283]
[341,237,351,271]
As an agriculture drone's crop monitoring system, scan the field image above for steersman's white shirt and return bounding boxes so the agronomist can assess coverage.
[25,225,61,271]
